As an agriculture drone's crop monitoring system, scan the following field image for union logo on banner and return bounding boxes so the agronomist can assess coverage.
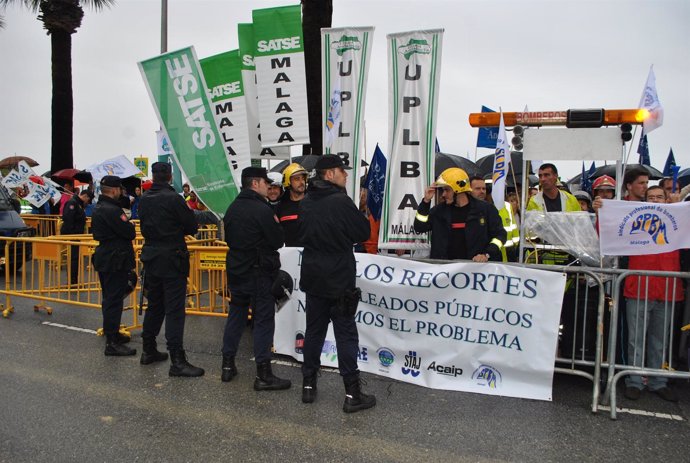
[134,156,148,178]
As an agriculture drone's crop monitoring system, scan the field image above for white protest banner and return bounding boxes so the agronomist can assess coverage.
[26,182,51,208]
[17,160,36,181]
[322,27,374,200]
[379,29,444,250]
[86,155,142,183]
[275,249,565,401]
[1,169,25,189]
[252,5,310,147]
[200,50,252,189]
[238,23,291,161]
[599,199,690,256]
[139,47,239,215]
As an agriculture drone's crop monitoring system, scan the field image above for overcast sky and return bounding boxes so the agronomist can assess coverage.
[1,0,688,181]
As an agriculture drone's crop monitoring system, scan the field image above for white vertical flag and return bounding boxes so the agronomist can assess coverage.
[491,112,511,206]
[639,65,663,133]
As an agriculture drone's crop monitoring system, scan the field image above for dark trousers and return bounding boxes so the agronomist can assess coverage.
[69,245,79,284]
[98,271,128,337]
[302,293,359,378]
[142,274,187,351]
[222,271,275,364]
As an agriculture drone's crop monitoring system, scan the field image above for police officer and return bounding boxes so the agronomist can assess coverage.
[266,172,283,207]
[414,168,506,262]
[61,188,94,284]
[275,163,308,246]
[221,166,290,390]
[91,175,136,357]
[298,155,374,413]
[138,162,203,377]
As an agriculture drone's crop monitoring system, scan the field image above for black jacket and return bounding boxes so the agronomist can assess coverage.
[224,189,284,279]
[298,179,370,298]
[91,195,136,272]
[413,195,506,261]
[275,195,302,247]
[138,182,198,278]
[60,195,87,235]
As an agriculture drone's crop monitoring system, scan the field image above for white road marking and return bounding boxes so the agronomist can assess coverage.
[598,405,684,421]
[42,321,98,335]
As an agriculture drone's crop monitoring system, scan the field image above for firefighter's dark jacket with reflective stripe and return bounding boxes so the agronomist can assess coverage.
[298,179,370,298]
[413,194,506,261]
[224,188,284,279]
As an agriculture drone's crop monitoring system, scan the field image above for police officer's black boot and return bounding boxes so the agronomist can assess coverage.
[221,355,237,382]
[302,374,317,403]
[140,338,169,365]
[169,349,205,377]
[104,335,136,356]
[343,373,376,413]
[253,360,291,391]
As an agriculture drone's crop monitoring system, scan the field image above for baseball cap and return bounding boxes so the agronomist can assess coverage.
[314,155,351,170]
[241,166,270,183]
[100,175,122,188]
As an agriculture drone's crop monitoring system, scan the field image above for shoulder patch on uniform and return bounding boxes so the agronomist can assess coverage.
[274,215,279,223]
[69,205,75,209]
[120,214,127,221]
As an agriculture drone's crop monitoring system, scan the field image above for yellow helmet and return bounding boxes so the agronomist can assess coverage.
[435,168,471,194]
[282,163,308,188]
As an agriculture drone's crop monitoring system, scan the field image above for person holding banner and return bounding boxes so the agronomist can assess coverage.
[276,163,308,247]
[414,168,505,262]
[138,162,203,377]
[221,167,290,391]
[91,176,137,357]
[298,155,375,413]
[623,186,686,402]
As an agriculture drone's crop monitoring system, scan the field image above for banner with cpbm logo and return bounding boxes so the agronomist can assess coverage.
[274,248,566,401]
[598,200,690,255]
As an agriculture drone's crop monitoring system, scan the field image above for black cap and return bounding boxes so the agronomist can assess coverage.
[315,155,352,170]
[100,175,122,188]
[151,161,172,175]
[241,166,270,183]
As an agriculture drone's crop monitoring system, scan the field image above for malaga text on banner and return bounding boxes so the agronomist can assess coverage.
[252,5,310,148]
[321,26,374,200]
[274,248,566,401]
[139,46,239,216]
[379,29,444,250]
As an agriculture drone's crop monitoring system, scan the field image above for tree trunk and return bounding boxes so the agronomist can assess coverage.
[301,0,333,156]
[50,29,73,172]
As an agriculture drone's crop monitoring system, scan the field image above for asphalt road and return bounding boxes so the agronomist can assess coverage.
[1,297,689,463]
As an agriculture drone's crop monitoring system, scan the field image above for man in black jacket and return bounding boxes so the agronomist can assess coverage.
[138,162,203,377]
[61,189,94,284]
[414,168,505,262]
[221,167,290,390]
[91,176,136,357]
[298,155,375,413]
[275,162,308,246]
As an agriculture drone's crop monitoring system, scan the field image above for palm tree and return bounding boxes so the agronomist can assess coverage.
[0,0,114,172]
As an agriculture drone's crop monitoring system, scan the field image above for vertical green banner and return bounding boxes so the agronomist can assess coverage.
[139,47,238,216]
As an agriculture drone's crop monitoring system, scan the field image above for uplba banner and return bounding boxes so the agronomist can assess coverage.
[200,50,252,189]
[598,199,690,256]
[321,26,374,200]
[252,5,310,148]
[139,46,239,216]
[379,29,444,250]
[274,248,565,401]
[238,23,290,161]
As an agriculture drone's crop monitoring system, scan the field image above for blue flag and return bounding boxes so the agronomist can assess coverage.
[476,106,499,149]
[366,144,387,221]
[637,130,650,165]
[662,148,676,177]
[580,161,595,194]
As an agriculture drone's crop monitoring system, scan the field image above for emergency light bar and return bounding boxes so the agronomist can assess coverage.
[468,108,649,128]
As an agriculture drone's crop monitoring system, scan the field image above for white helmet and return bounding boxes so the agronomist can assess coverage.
[267,172,283,187]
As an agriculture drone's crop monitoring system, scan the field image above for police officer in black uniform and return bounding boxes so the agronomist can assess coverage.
[138,162,203,377]
[221,167,290,390]
[61,189,94,284]
[298,155,375,413]
[91,175,137,356]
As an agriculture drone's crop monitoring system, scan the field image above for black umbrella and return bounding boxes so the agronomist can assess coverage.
[677,167,690,189]
[590,163,663,181]
[270,155,322,173]
[120,176,142,194]
[435,152,478,178]
[476,151,533,177]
